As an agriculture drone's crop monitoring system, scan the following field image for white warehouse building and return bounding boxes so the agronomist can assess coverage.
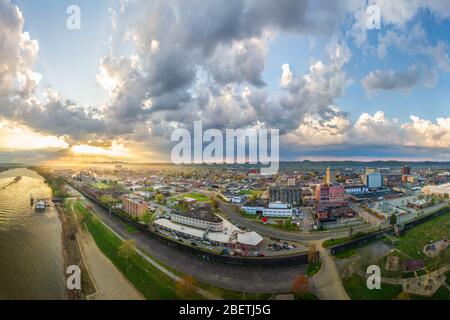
[241,202,294,218]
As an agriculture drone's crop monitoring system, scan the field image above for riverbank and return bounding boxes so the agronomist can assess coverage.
[57,202,96,299]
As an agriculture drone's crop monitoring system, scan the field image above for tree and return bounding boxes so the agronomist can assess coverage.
[292,274,309,296]
[308,243,318,264]
[210,197,218,210]
[100,194,117,205]
[284,218,294,230]
[176,275,198,299]
[142,210,155,225]
[248,194,257,204]
[389,213,398,226]
[155,194,165,204]
[118,240,137,270]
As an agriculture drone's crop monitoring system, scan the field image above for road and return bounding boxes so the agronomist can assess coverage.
[67,185,308,294]
[216,198,372,242]
[79,201,221,300]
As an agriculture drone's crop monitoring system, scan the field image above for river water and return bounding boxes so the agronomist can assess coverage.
[0,168,67,300]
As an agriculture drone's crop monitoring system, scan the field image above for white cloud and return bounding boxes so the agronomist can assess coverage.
[0,1,40,97]
[284,110,450,149]
[280,64,293,88]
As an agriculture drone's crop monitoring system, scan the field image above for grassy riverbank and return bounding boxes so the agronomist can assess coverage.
[72,201,187,299]
[57,202,96,299]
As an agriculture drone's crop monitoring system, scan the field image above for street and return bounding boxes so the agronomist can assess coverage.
[67,185,308,294]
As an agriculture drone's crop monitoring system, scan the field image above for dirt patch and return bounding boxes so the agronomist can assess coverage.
[423,238,450,258]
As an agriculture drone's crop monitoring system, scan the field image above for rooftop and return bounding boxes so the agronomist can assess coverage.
[172,207,222,223]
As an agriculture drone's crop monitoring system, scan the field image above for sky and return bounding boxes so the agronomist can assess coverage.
[2,0,450,163]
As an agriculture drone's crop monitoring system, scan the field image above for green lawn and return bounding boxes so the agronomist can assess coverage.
[343,274,403,300]
[74,202,180,299]
[307,261,322,276]
[335,248,357,260]
[196,283,271,300]
[394,210,450,271]
[182,193,210,202]
[90,182,112,190]
[239,190,261,196]
[295,293,318,300]
[121,221,139,233]
[323,232,368,248]
[323,236,352,248]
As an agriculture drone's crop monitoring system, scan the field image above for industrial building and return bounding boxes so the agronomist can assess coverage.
[170,207,224,232]
[241,202,295,217]
[269,186,302,206]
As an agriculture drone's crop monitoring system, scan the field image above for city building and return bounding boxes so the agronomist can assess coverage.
[241,202,295,217]
[364,172,383,189]
[422,183,450,196]
[325,167,335,184]
[402,165,411,176]
[121,195,148,216]
[402,175,418,184]
[154,217,263,249]
[287,178,296,186]
[170,207,223,231]
[269,186,302,206]
[315,184,345,208]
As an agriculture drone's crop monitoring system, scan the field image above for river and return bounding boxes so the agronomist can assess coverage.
[0,168,67,300]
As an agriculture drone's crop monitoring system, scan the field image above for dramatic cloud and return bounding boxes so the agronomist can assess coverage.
[0,0,40,97]
[0,119,68,151]
[2,0,450,162]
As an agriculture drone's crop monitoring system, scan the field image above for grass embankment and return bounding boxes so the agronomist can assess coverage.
[344,274,450,300]
[73,201,181,299]
[196,283,272,300]
[58,201,96,299]
[323,232,368,248]
[335,248,358,260]
[307,261,322,277]
[343,275,403,300]
[393,210,450,271]
[296,293,319,300]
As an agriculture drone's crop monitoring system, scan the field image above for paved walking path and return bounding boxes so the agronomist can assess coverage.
[311,240,350,300]
[77,229,144,300]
